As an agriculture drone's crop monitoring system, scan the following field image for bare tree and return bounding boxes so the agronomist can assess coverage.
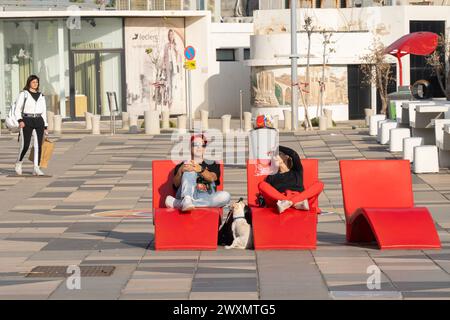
[425,34,450,100]
[317,30,335,118]
[302,16,314,130]
[360,39,395,114]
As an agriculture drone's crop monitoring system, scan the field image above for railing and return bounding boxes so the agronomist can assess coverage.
[0,0,105,10]
[115,0,190,10]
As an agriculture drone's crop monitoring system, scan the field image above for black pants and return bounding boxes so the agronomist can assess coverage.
[17,116,45,166]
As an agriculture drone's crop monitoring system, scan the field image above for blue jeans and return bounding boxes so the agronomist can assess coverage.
[175,171,231,208]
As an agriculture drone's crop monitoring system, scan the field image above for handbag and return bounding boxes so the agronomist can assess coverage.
[29,138,54,168]
[5,91,27,129]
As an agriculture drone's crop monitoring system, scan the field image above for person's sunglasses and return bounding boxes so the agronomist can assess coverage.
[191,143,206,148]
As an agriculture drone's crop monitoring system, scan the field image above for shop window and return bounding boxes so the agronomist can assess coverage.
[244,48,251,60]
[217,49,236,62]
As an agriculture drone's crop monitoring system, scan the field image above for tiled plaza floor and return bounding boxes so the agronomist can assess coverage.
[1,127,450,300]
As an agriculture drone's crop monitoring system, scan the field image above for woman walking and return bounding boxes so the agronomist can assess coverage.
[14,75,48,176]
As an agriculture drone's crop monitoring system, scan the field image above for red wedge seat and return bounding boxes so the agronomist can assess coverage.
[339,160,441,250]
[247,159,323,250]
[152,160,224,250]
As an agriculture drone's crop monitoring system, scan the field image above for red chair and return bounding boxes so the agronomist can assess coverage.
[152,160,224,250]
[339,160,441,250]
[246,159,323,250]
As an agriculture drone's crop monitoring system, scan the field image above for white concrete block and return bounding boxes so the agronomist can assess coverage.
[389,128,411,152]
[380,120,398,145]
[413,145,439,173]
[369,114,386,136]
[403,137,423,163]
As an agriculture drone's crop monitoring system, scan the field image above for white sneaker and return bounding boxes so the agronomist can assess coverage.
[165,195,176,208]
[277,200,293,214]
[181,196,195,212]
[15,162,23,175]
[294,199,310,211]
[33,166,44,176]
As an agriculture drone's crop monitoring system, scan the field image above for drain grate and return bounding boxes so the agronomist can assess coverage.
[26,265,115,278]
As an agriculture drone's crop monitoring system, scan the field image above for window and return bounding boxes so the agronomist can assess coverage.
[244,48,251,60]
[216,49,236,62]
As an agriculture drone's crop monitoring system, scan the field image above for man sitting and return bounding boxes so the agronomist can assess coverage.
[165,134,231,211]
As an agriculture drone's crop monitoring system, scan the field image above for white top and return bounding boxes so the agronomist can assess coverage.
[14,91,48,127]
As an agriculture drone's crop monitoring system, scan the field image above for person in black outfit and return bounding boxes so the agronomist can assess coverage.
[258,145,324,214]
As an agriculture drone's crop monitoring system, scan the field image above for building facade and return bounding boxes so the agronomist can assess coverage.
[0,2,449,122]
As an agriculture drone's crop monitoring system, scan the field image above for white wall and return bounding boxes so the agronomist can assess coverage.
[208,23,253,118]
[185,14,211,119]
[252,6,450,86]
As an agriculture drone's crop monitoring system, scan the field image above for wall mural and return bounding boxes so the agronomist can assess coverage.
[125,17,186,115]
[251,66,348,107]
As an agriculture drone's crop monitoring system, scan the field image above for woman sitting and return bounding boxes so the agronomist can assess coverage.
[258,145,324,214]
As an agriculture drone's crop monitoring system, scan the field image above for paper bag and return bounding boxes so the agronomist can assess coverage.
[29,138,54,168]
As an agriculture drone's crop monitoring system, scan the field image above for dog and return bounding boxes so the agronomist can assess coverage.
[225,199,253,250]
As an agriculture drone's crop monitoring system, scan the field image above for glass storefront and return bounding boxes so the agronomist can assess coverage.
[0,17,124,121]
[69,18,124,118]
[0,19,69,119]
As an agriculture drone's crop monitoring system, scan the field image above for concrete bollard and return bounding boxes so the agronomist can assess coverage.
[364,108,374,126]
[53,115,62,134]
[221,114,231,134]
[129,114,139,134]
[323,108,333,128]
[47,111,55,131]
[177,115,187,133]
[92,115,101,135]
[200,110,209,130]
[84,112,93,130]
[145,110,160,135]
[283,110,292,131]
[161,110,170,129]
[244,112,252,131]
[121,112,130,131]
[272,115,279,129]
[319,116,328,131]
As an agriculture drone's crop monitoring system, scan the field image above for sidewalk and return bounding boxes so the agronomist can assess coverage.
[0,129,450,299]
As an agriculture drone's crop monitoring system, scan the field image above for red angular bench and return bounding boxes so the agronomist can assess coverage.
[247,159,323,250]
[339,159,441,250]
[152,160,224,250]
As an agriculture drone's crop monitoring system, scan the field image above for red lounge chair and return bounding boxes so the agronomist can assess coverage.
[339,160,441,250]
[152,160,224,250]
[247,159,323,250]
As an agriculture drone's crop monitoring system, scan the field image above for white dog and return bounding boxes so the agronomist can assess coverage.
[225,200,253,250]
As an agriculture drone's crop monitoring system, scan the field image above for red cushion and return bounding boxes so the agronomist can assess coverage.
[339,160,414,221]
[151,160,224,251]
[251,207,317,249]
[349,207,441,249]
[154,208,221,250]
[246,158,319,207]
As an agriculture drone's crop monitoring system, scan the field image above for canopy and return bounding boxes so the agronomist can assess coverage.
[384,31,438,58]
[384,32,438,86]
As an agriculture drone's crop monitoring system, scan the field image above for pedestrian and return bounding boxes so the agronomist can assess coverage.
[257,145,324,214]
[165,134,231,211]
[14,75,48,176]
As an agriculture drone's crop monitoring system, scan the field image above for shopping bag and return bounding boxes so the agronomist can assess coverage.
[29,138,54,168]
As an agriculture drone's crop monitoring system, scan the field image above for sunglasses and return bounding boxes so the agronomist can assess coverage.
[191,143,206,148]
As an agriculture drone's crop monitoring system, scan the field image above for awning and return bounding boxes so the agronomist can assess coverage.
[384,32,438,86]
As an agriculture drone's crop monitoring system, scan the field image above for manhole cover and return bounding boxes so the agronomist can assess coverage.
[26,266,115,278]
